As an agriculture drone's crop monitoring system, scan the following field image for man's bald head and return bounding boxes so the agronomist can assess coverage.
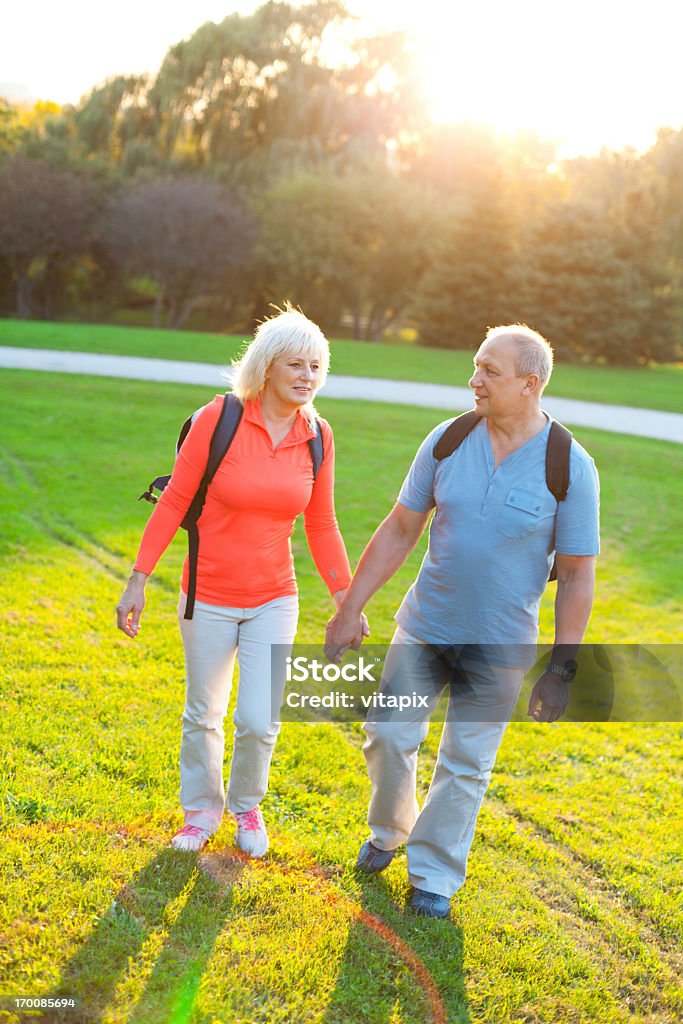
[485,324,554,392]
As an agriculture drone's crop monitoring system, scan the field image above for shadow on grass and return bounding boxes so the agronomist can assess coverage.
[42,847,237,1024]
[36,843,468,1024]
[321,872,471,1024]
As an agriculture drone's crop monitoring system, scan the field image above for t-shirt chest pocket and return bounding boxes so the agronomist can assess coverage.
[499,487,555,539]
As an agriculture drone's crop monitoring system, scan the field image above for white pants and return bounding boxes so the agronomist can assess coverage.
[363,627,524,898]
[177,592,299,833]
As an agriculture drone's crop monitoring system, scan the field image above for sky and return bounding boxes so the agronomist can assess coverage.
[2,0,682,157]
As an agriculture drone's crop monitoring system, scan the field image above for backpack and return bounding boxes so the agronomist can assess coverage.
[138,392,324,620]
[432,410,572,581]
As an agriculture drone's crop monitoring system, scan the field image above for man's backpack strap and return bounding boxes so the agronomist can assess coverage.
[308,419,324,480]
[433,410,481,461]
[431,410,573,583]
[545,420,573,581]
[184,394,244,620]
[545,421,572,503]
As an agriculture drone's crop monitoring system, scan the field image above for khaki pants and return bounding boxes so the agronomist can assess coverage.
[363,626,524,898]
[177,592,299,833]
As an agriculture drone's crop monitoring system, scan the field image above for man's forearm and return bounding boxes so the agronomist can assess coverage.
[552,575,595,661]
[325,504,430,661]
[339,516,421,615]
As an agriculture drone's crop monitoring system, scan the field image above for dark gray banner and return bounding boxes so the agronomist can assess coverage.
[270,644,682,723]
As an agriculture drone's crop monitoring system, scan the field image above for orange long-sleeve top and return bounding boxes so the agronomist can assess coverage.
[134,396,352,607]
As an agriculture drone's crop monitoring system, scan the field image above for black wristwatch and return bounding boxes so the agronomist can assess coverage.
[549,659,578,684]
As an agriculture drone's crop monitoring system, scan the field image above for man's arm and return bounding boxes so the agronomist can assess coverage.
[324,503,432,662]
[553,552,597,650]
[528,554,597,722]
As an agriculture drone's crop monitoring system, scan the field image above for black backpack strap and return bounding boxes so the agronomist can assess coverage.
[138,474,171,504]
[184,394,243,620]
[308,419,324,480]
[433,410,481,461]
[546,420,573,581]
[205,393,244,487]
[546,421,572,503]
[175,414,195,455]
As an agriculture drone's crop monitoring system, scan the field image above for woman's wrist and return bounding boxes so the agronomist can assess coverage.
[129,569,149,587]
[332,587,363,615]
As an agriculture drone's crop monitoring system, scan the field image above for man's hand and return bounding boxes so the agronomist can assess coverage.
[324,606,368,664]
[527,670,571,723]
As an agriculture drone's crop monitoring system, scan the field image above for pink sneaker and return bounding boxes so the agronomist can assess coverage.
[170,824,212,852]
[233,806,269,857]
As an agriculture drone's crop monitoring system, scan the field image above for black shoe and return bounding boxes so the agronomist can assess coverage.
[355,839,396,874]
[410,887,451,919]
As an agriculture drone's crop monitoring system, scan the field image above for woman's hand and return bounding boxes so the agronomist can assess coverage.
[116,570,148,638]
[326,590,370,662]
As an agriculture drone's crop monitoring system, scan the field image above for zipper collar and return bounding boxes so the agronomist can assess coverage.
[244,398,317,445]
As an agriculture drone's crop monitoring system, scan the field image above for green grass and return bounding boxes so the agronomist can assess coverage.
[1,369,682,1024]
[1,318,682,413]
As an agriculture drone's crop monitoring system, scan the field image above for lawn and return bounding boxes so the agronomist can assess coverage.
[1,318,682,413]
[1,369,682,1024]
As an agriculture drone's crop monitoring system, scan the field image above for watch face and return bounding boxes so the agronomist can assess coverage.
[563,659,578,683]
[550,660,578,682]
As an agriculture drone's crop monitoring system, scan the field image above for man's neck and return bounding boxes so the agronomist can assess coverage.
[486,407,548,457]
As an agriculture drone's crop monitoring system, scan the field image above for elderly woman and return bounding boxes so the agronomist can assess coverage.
[116,307,360,854]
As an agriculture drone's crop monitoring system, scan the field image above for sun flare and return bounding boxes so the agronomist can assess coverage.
[358,0,682,157]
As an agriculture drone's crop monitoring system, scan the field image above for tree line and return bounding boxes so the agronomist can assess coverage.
[1,0,681,364]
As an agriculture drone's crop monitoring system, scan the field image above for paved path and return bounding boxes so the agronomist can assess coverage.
[1,346,681,443]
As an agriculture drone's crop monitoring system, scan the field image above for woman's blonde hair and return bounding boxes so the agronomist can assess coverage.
[227,304,330,423]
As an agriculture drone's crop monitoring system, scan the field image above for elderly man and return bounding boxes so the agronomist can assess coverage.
[325,324,600,918]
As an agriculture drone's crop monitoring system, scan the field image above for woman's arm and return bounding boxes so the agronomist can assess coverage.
[302,422,353,597]
[133,399,222,577]
[324,503,431,661]
[116,398,222,637]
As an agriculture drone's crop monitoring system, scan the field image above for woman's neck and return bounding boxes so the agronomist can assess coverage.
[258,392,300,448]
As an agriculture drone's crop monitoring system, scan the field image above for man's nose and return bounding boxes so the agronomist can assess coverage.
[468,371,479,389]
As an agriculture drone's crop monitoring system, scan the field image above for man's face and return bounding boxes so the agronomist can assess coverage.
[468,336,527,418]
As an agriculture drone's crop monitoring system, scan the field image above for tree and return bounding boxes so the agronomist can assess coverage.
[647,126,683,321]
[100,177,255,329]
[0,99,26,157]
[150,2,418,179]
[255,169,434,338]
[409,187,516,350]
[0,155,95,318]
[64,3,420,184]
[510,201,677,364]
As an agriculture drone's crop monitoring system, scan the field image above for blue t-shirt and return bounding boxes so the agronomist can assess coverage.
[396,416,600,652]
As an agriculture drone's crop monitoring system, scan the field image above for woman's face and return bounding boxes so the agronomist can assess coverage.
[263,351,322,408]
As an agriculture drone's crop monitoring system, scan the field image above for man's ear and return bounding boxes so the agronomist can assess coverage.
[522,373,540,395]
